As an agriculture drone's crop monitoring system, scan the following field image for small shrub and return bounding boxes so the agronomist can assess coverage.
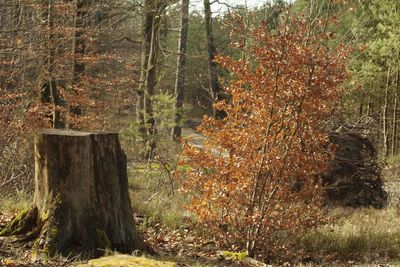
[179,14,347,260]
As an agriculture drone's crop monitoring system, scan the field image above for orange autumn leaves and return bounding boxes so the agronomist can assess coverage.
[179,16,348,258]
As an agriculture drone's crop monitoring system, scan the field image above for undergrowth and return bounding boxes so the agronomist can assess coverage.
[300,159,400,263]
[0,190,31,216]
[123,131,191,230]
[128,161,190,229]
[2,130,400,265]
[301,207,400,262]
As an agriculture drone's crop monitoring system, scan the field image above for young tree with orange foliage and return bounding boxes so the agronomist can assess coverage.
[179,12,348,260]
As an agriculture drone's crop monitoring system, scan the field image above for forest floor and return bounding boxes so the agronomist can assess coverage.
[2,129,400,266]
[2,180,400,266]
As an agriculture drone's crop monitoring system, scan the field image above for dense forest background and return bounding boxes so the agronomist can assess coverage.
[1,0,399,190]
[1,0,400,265]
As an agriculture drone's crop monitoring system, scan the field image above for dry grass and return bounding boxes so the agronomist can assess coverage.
[300,161,400,264]
[0,190,31,216]
[301,207,400,262]
[128,161,190,229]
[3,134,400,265]
[123,129,195,230]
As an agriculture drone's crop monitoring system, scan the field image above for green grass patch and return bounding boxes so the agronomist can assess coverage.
[0,190,31,216]
[386,155,400,167]
[128,162,189,229]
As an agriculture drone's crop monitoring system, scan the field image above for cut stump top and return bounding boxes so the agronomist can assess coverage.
[37,129,117,136]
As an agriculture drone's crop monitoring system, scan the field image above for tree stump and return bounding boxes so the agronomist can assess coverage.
[1,129,147,258]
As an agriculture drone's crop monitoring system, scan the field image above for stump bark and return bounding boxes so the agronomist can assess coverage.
[1,129,147,258]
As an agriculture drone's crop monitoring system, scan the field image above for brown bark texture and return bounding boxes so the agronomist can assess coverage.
[1,129,146,258]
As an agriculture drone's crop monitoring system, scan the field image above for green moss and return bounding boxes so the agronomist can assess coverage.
[41,210,50,221]
[135,163,161,170]
[47,224,58,242]
[0,208,29,236]
[176,164,192,172]
[78,255,176,267]
[221,251,249,261]
[31,219,59,259]
[96,229,111,250]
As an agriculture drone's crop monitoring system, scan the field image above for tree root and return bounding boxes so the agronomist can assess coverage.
[0,206,155,259]
[0,208,38,236]
[0,207,43,244]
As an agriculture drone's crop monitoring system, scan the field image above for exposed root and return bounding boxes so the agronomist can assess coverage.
[0,208,39,237]
[324,131,387,208]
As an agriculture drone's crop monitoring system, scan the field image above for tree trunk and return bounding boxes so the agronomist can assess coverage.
[46,1,62,129]
[68,0,86,128]
[391,69,398,156]
[1,129,149,258]
[367,95,373,116]
[171,0,189,141]
[203,0,222,118]
[383,66,390,158]
[136,0,153,136]
[137,0,164,158]
[358,90,364,119]
[144,8,160,159]
[393,68,400,156]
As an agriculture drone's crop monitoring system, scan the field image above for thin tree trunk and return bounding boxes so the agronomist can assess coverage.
[367,95,372,116]
[136,0,153,137]
[393,68,400,156]
[144,3,162,159]
[68,0,86,128]
[137,0,163,159]
[203,0,221,118]
[171,0,189,140]
[391,88,397,156]
[383,66,391,158]
[47,0,62,129]
[359,91,364,119]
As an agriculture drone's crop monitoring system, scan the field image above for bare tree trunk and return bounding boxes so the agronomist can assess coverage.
[137,0,164,158]
[359,91,364,119]
[366,95,372,115]
[68,0,86,128]
[383,66,391,158]
[136,0,153,137]
[203,0,221,118]
[392,68,400,156]
[171,0,189,140]
[47,1,62,129]
[144,9,160,159]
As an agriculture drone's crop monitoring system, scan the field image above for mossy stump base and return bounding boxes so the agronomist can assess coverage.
[0,129,150,258]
